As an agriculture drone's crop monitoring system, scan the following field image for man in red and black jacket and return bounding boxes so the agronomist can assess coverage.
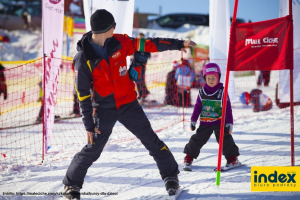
[62,9,196,198]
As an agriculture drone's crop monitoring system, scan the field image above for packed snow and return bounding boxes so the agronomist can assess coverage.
[0,103,300,200]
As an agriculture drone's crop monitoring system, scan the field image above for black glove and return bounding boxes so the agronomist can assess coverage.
[134,51,150,64]
[190,121,196,131]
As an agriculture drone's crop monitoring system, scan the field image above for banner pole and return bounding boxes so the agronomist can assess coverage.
[216,0,239,186]
[216,69,230,186]
[288,0,295,166]
[181,53,185,130]
[42,1,45,162]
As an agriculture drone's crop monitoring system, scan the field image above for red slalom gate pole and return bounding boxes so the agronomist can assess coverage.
[181,52,185,130]
[216,0,239,186]
[288,0,295,166]
[216,70,230,186]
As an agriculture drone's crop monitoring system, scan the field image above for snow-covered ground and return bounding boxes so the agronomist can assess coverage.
[1,29,300,199]
[0,103,300,200]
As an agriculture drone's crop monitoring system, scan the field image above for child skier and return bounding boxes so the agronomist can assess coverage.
[249,89,272,112]
[239,89,272,112]
[183,63,240,171]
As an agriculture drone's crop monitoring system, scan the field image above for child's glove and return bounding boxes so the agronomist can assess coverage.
[225,124,233,135]
[190,121,196,131]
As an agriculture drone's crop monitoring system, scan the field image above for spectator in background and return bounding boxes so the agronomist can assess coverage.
[36,74,60,123]
[257,71,271,86]
[165,61,179,106]
[36,74,43,123]
[192,59,207,89]
[175,59,195,107]
[129,32,151,102]
[21,9,32,30]
[0,63,8,105]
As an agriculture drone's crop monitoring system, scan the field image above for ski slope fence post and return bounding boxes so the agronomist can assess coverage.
[42,54,46,162]
[288,0,295,166]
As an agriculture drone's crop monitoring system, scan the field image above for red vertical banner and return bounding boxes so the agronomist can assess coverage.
[227,16,293,71]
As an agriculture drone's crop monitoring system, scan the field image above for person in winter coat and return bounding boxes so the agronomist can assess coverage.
[62,9,196,199]
[175,59,195,107]
[257,70,271,86]
[36,74,60,123]
[183,63,240,171]
[0,63,8,105]
[164,61,179,106]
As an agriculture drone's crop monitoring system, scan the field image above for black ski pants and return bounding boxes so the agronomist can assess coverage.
[63,100,179,188]
[183,125,239,160]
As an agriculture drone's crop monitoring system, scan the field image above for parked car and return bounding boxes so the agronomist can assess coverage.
[147,13,245,29]
[0,0,42,31]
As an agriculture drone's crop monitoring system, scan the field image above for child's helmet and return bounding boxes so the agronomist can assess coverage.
[239,92,250,105]
[203,63,221,81]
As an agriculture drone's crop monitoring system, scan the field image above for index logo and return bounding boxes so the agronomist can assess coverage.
[251,166,300,192]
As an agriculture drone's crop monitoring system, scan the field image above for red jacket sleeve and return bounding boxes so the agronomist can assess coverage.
[119,34,185,56]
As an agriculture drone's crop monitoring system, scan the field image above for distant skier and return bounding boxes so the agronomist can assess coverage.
[36,73,60,123]
[175,59,195,107]
[240,89,272,112]
[62,9,196,199]
[250,89,272,112]
[183,63,240,171]
[164,61,179,106]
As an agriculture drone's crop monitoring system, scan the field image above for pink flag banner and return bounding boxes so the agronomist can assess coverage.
[42,0,64,153]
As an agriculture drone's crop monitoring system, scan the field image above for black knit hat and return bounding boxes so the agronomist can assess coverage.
[90,9,116,34]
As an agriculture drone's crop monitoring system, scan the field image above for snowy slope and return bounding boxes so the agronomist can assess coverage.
[0,104,300,200]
